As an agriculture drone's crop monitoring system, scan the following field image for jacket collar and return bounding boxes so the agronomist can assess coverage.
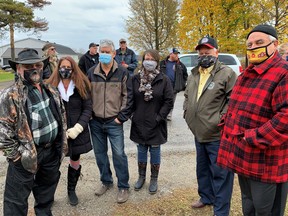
[93,60,119,75]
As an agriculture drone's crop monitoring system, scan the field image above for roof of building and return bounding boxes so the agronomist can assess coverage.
[1,38,77,58]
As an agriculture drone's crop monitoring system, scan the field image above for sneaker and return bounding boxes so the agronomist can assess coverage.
[95,183,113,196]
[117,189,129,204]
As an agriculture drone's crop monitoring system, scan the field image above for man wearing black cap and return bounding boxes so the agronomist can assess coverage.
[160,48,187,120]
[184,36,237,216]
[114,38,138,76]
[218,24,288,216]
[78,42,99,75]
[0,48,68,215]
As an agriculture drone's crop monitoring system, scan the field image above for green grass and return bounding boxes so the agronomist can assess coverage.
[0,71,14,82]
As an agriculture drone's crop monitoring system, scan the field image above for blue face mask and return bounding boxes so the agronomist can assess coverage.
[99,53,112,64]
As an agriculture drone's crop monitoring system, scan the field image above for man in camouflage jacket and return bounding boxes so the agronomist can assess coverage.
[0,48,68,216]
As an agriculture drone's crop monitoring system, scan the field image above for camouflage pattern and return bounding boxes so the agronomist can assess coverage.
[0,79,68,173]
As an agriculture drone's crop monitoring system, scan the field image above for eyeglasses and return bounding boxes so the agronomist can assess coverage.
[21,63,43,70]
[49,47,56,51]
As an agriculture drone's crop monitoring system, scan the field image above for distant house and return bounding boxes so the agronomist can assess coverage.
[0,38,78,66]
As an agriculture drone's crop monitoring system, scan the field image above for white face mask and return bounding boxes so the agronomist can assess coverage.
[143,60,157,71]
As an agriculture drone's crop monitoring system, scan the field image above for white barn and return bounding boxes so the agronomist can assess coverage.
[0,38,79,66]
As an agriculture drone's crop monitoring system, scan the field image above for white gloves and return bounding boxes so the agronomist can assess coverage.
[67,123,83,139]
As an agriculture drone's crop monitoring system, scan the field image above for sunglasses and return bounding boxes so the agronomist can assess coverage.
[49,48,56,51]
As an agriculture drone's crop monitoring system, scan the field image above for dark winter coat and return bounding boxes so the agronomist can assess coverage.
[130,72,174,145]
[160,57,188,93]
[64,88,92,155]
[78,51,99,75]
[115,47,138,75]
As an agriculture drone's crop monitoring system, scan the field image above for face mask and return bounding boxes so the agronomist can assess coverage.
[99,53,112,64]
[197,55,217,68]
[59,68,72,79]
[246,42,273,65]
[23,69,43,85]
[143,60,157,71]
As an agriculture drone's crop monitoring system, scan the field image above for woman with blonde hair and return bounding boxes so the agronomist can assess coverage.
[46,56,92,205]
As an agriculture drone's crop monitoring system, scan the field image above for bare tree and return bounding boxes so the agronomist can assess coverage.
[126,0,179,54]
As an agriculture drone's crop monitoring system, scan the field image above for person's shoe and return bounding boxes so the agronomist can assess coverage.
[167,115,172,121]
[117,189,129,204]
[191,200,206,208]
[95,183,113,196]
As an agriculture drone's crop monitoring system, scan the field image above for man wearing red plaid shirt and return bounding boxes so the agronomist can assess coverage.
[217,24,288,216]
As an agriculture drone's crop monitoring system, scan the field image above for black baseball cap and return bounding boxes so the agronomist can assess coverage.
[171,48,180,54]
[89,43,99,48]
[195,36,218,50]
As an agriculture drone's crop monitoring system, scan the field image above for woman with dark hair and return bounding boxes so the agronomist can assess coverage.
[130,49,174,194]
[46,56,92,205]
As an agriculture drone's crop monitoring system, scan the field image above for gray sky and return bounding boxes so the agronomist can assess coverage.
[0,0,131,52]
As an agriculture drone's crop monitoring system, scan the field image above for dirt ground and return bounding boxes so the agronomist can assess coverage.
[0,150,199,216]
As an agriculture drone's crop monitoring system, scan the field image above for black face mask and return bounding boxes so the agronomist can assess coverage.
[197,55,217,68]
[59,68,72,79]
[23,69,43,85]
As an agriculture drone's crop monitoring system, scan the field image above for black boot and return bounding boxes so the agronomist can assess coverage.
[149,164,160,194]
[134,162,147,191]
[68,165,81,206]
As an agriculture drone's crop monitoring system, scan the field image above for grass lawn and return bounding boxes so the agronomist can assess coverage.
[0,70,14,82]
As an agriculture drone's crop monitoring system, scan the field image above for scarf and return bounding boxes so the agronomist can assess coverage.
[58,80,75,102]
[138,69,160,101]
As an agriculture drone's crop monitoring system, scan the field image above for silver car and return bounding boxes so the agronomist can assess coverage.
[179,53,243,76]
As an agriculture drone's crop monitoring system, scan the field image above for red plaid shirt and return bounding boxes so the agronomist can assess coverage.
[217,52,288,183]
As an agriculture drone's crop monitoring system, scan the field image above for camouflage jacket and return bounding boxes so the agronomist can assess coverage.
[0,79,68,173]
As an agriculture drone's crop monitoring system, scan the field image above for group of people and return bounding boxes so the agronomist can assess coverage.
[184,24,288,216]
[0,23,287,216]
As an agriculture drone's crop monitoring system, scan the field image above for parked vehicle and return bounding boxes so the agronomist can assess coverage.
[1,65,12,71]
[179,53,243,76]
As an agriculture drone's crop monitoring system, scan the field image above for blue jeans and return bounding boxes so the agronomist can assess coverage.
[137,144,161,164]
[90,118,129,189]
[195,139,234,216]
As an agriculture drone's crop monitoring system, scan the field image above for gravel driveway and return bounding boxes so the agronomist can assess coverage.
[0,89,198,216]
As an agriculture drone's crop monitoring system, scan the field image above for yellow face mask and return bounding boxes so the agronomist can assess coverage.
[246,42,273,65]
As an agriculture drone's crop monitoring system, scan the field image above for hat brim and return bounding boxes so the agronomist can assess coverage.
[195,43,215,50]
[9,57,49,72]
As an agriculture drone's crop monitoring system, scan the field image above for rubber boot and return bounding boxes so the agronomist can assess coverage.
[149,164,160,194]
[68,165,81,206]
[134,162,147,191]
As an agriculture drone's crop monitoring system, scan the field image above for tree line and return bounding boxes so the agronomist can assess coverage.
[0,0,287,59]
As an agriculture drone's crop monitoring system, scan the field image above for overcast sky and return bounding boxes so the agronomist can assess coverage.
[0,0,131,52]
